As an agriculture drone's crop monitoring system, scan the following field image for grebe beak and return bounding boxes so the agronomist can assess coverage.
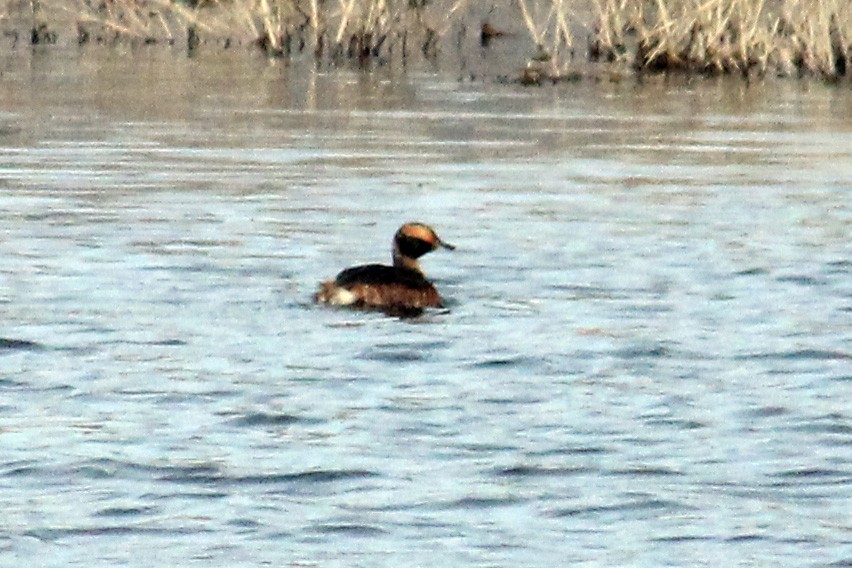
[437,238,455,251]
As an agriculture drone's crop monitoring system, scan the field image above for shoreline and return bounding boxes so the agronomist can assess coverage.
[2,0,850,84]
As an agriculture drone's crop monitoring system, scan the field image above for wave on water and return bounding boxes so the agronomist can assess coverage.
[496,465,596,477]
[159,467,378,486]
[548,498,692,518]
[0,338,42,351]
[735,349,852,361]
[24,526,200,541]
[2,459,378,489]
[310,524,387,536]
[226,412,319,427]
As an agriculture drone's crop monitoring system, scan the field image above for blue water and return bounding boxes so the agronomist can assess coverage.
[1,50,851,566]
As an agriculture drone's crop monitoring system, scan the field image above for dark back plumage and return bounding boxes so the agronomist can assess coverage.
[335,264,443,310]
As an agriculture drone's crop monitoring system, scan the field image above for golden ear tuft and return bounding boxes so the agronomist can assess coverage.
[400,223,437,244]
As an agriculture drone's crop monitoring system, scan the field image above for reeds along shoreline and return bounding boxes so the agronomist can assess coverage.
[6,0,851,81]
[592,0,852,80]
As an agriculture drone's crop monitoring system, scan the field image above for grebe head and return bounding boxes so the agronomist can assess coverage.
[392,222,454,272]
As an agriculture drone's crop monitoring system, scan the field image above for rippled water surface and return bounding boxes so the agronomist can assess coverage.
[1,50,851,566]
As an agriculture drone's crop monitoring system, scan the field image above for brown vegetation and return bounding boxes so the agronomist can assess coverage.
[2,0,850,81]
[592,0,851,79]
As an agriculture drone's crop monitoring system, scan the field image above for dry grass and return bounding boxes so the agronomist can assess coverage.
[3,0,850,80]
[592,0,852,79]
[517,0,575,55]
[62,0,476,59]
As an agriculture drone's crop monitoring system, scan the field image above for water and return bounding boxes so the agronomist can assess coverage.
[1,49,851,567]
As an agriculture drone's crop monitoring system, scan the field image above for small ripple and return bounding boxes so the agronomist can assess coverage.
[5,462,116,482]
[725,533,770,542]
[111,338,188,347]
[548,284,628,300]
[496,465,595,477]
[609,466,682,477]
[788,413,852,435]
[94,506,158,518]
[776,274,827,286]
[734,267,769,276]
[78,464,133,479]
[0,338,42,351]
[310,524,387,536]
[456,442,518,453]
[824,260,852,274]
[25,526,200,541]
[549,498,690,518]
[530,445,611,456]
[1,464,40,477]
[443,496,523,509]
[155,391,240,404]
[735,349,852,361]
[4,460,378,490]
[747,405,789,418]
[479,395,544,405]
[611,343,674,359]
[160,468,378,486]
[226,518,262,529]
[645,418,706,430]
[651,535,711,543]
[163,491,229,500]
[227,412,317,427]
[469,355,543,369]
[774,468,850,480]
[153,338,187,346]
[358,346,427,362]
[96,338,188,347]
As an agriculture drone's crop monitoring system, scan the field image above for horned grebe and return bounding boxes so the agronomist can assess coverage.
[315,223,454,315]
